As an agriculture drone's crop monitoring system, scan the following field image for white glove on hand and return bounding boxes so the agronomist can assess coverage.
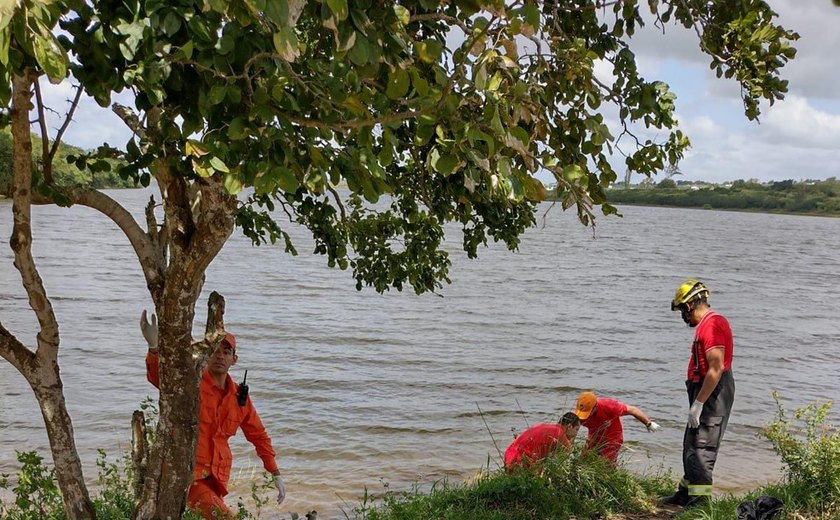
[646,421,660,433]
[688,400,704,429]
[273,474,286,505]
[140,310,158,351]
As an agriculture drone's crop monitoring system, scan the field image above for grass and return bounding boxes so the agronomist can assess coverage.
[354,448,673,520]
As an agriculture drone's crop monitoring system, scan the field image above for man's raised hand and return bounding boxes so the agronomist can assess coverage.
[140,310,159,351]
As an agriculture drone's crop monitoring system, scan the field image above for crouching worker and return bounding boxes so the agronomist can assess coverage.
[574,391,659,464]
[504,412,581,472]
[141,311,286,519]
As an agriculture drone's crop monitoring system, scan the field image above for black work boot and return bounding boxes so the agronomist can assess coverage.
[659,486,689,507]
[686,495,710,508]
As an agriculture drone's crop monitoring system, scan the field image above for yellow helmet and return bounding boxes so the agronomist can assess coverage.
[671,279,710,311]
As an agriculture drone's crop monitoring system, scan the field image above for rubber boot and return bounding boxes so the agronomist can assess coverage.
[659,486,689,507]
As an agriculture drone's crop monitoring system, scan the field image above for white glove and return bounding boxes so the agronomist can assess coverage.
[273,474,286,504]
[688,400,704,429]
[140,310,158,351]
[646,421,660,433]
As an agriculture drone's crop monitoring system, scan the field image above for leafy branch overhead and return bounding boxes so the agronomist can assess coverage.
[3,0,798,295]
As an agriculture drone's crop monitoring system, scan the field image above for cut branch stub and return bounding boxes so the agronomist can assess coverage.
[131,410,147,498]
[194,291,225,360]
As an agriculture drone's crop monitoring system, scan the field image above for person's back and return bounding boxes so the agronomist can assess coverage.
[581,398,626,461]
[504,413,580,471]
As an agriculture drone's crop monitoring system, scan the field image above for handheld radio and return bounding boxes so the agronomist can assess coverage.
[237,370,249,407]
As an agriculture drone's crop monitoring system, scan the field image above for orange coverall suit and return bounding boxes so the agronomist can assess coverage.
[146,352,279,518]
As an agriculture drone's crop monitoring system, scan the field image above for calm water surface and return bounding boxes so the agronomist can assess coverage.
[1,188,838,518]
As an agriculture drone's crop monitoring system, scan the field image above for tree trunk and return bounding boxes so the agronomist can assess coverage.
[133,308,202,520]
[129,132,236,520]
[6,70,96,520]
[31,362,97,520]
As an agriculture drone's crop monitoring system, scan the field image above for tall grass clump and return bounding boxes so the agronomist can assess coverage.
[761,392,840,517]
[355,447,672,520]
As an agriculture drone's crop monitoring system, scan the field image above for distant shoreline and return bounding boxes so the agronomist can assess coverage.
[606,201,840,219]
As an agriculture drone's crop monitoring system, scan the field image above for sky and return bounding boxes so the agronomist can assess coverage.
[36,0,840,185]
[621,0,840,184]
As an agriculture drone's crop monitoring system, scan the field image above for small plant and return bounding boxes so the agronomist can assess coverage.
[139,395,159,447]
[762,392,840,515]
[0,451,64,520]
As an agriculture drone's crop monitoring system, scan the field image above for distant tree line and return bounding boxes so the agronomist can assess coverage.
[603,178,840,216]
[0,129,133,197]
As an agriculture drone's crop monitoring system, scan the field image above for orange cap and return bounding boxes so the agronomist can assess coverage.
[574,391,597,420]
[223,331,237,351]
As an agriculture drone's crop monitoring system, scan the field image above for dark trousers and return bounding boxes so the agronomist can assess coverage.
[681,370,735,498]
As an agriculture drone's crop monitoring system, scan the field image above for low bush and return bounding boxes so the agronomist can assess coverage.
[762,392,840,516]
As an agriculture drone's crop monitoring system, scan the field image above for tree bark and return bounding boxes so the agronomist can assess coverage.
[3,70,96,520]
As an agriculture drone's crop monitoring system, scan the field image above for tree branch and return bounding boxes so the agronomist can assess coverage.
[326,184,347,220]
[0,322,37,376]
[193,291,226,359]
[49,85,83,165]
[60,187,165,300]
[32,78,52,185]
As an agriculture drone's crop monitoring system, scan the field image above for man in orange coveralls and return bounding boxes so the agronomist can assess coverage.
[503,412,581,471]
[141,311,286,519]
[574,391,660,463]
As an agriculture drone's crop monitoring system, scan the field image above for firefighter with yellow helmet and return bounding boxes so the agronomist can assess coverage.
[661,279,735,508]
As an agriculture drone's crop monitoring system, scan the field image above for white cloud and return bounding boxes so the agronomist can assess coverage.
[761,95,840,149]
[670,109,840,183]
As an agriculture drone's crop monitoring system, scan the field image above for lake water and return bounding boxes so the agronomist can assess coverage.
[1,188,838,518]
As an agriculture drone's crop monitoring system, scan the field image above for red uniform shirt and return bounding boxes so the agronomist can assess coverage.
[504,423,570,469]
[581,398,627,462]
[686,311,733,383]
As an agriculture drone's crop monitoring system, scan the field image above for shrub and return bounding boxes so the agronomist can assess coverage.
[355,446,672,520]
[762,392,840,514]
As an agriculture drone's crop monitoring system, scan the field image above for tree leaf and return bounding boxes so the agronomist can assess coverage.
[430,148,458,174]
[264,0,289,26]
[393,5,410,26]
[32,24,68,83]
[0,1,14,33]
[162,12,181,37]
[326,0,348,21]
[274,166,299,193]
[185,139,209,157]
[273,26,300,61]
[209,156,229,173]
[385,68,410,99]
[223,172,243,194]
[416,40,442,64]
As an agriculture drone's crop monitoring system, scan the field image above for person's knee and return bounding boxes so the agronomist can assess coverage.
[188,480,232,519]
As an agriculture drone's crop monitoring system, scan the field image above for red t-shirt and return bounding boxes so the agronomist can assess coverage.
[504,423,570,469]
[581,398,627,462]
[686,311,733,382]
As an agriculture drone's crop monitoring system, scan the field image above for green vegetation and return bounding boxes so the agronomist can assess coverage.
[4,396,837,520]
[0,129,134,197]
[355,450,671,520]
[603,178,840,217]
